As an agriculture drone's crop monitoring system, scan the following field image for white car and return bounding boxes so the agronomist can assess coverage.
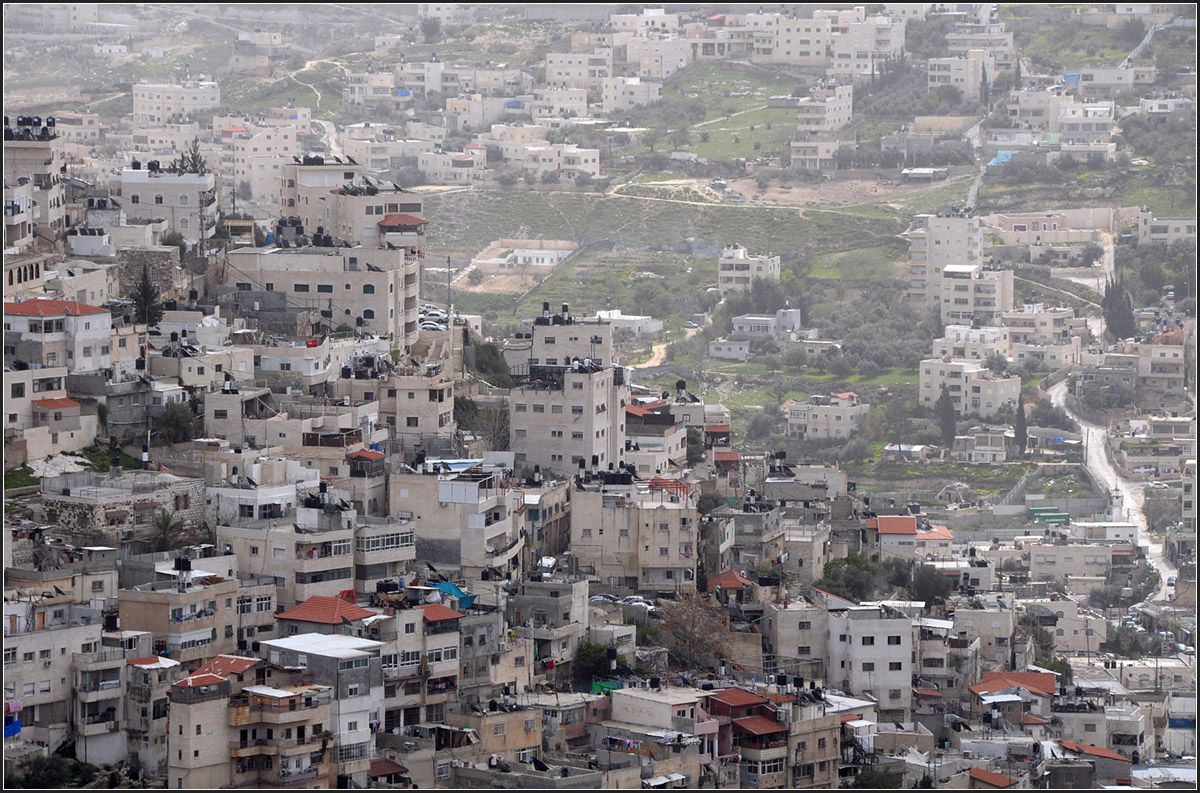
[619,596,652,606]
[422,310,449,322]
[420,322,447,332]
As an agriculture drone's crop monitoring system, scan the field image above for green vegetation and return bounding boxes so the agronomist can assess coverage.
[75,445,144,473]
[684,107,797,161]
[4,465,40,490]
[813,553,953,607]
[1007,11,1142,71]
[808,243,905,279]
[657,64,797,123]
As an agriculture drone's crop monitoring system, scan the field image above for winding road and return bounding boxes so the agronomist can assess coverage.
[1048,381,1178,604]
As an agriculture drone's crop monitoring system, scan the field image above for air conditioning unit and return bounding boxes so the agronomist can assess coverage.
[43,660,53,668]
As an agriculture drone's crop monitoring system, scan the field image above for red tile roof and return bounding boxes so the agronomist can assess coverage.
[916,524,954,541]
[835,392,858,400]
[714,450,740,462]
[1022,713,1049,725]
[173,673,227,688]
[5,299,108,317]
[969,767,1018,788]
[708,569,754,591]
[416,603,464,622]
[710,688,769,708]
[33,397,80,409]
[913,687,943,698]
[377,213,427,227]
[369,758,409,778]
[704,424,731,433]
[1057,740,1130,762]
[979,671,1056,695]
[868,515,919,535]
[732,714,788,736]
[276,595,375,625]
[626,404,653,417]
[223,125,247,133]
[348,449,384,460]
[127,656,168,667]
[193,655,261,678]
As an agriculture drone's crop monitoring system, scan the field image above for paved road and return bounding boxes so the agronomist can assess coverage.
[1048,381,1178,604]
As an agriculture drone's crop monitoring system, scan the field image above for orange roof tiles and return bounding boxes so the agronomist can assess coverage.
[1057,740,1130,762]
[416,603,464,622]
[916,525,954,541]
[626,404,653,417]
[5,299,108,316]
[348,449,384,460]
[714,451,740,462]
[710,688,770,708]
[127,656,168,667]
[732,714,788,735]
[913,688,943,698]
[835,392,858,400]
[969,768,1018,788]
[869,515,919,535]
[1022,713,1049,725]
[377,213,427,227]
[982,672,1057,696]
[704,424,731,433]
[33,398,80,409]
[276,595,375,625]
[708,569,754,591]
[193,655,261,678]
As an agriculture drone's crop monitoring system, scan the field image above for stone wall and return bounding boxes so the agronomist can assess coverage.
[116,246,181,297]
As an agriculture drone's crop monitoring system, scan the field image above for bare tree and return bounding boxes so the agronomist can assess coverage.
[658,591,733,672]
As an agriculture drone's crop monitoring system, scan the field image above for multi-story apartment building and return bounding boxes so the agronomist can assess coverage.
[1136,207,1197,245]
[529,88,590,119]
[1001,303,1086,345]
[782,131,845,170]
[946,22,1016,71]
[928,49,995,102]
[417,149,492,184]
[602,77,663,112]
[48,110,102,143]
[748,15,832,68]
[545,50,613,91]
[906,212,985,305]
[1114,328,1187,394]
[334,360,456,453]
[3,179,35,252]
[132,80,221,125]
[130,121,201,154]
[225,243,420,348]
[510,576,590,684]
[782,392,870,440]
[570,473,698,594]
[1073,65,1157,99]
[4,298,111,373]
[367,601,465,732]
[795,84,854,132]
[933,325,1010,362]
[827,14,906,79]
[827,603,913,720]
[624,402,687,477]
[4,119,67,242]
[503,305,614,369]
[936,263,1014,325]
[919,357,1021,417]
[388,456,522,582]
[258,633,383,787]
[516,143,601,180]
[510,360,628,478]
[396,60,533,97]
[216,119,300,203]
[3,596,101,754]
[626,36,690,80]
[718,244,781,297]
[108,164,218,246]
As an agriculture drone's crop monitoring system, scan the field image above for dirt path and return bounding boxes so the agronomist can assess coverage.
[635,327,700,369]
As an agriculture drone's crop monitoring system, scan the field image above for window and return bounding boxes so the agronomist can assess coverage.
[1084,723,1097,733]
[889,689,902,699]
[493,724,506,736]
[406,417,418,427]
[293,284,310,292]
[797,645,811,655]
[889,662,902,671]
[798,621,811,630]
[362,284,375,294]
[887,635,901,645]
[10,382,24,399]
[862,636,875,646]
[862,662,875,671]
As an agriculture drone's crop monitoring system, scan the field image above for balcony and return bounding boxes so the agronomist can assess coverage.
[79,715,120,736]
[277,767,321,786]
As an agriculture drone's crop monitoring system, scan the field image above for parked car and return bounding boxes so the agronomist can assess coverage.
[590,594,617,604]
[619,595,652,606]
[1168,576,1176,587]
[683,321,698,329]
[420,322,447,332]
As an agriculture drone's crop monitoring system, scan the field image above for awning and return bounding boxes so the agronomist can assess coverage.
[643,776,670,787]
[666,772,686,782]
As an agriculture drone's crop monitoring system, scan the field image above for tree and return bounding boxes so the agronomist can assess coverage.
[697,492,726,515]
[540,170,561,184]
[574,171,593,187]
[236,180,253,200]
[935,383,957,448]
[152,507,189,553]
[847,770,903,788]
[909,563,953,607]
[420,16,442,43]
[574,641,623,684]
[984,351,1009,375]
[659,592,732,672]
[1015,399,1028,459]
[169,137,208,176]
[133,264,164,327]
[686,427,706,465]
[467,268,484,285]
[159,400,195,445]
[642,127,665,152]
[496,172,517,187]
[979,65,989,109]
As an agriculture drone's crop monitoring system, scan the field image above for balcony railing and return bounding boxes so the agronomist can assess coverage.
[277,767,321,785]
[78,678,122,692]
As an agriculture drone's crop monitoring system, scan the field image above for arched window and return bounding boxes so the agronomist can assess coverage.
[362,284,375,294]
[179,194,188,206]
[362,309,375,320]
[154,195,164,205]
[179,218,189,230]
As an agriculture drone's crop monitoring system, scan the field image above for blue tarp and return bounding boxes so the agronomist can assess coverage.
[505,100,522,107]
[3,717,21,739]
[988,150,1014,167]
[1063,72,1081,85]
[396,90,411,97]
[433,581,477,609]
